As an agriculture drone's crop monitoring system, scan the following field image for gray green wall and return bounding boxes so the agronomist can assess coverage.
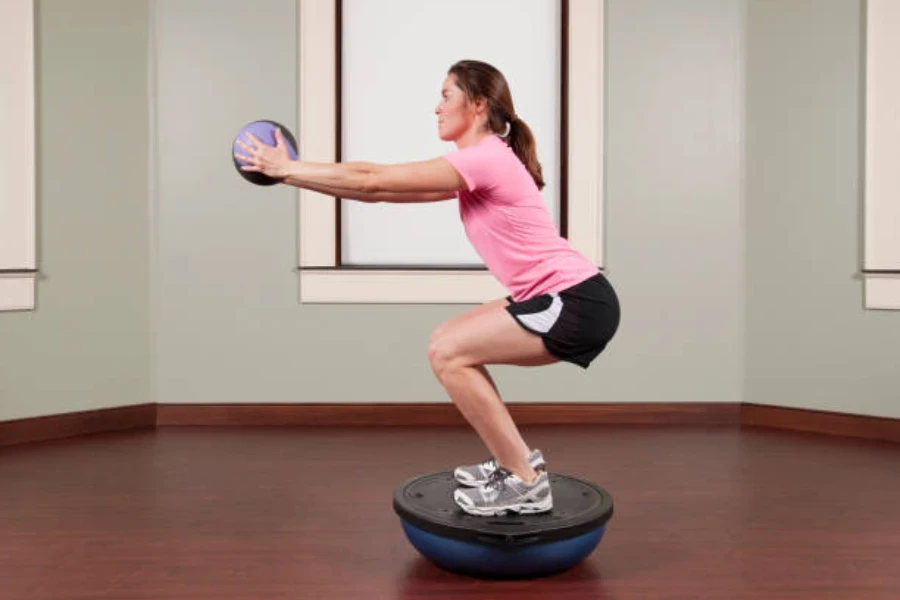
[151,0,744,407]
[744,0,900,419]
[2,0,896,423]
[0,0,151,422]
[604,0,745,405]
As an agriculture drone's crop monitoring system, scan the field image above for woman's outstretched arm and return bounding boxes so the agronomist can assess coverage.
[282,158,462,195]
[298,180,456,203]
[235,128,465,203]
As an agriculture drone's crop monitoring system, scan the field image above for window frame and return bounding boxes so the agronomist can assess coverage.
[863,0,900,310]
[0,0,36,312]
[296,0,605,304]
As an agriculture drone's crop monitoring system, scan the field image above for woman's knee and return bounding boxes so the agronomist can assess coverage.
[427,330,451,377]
[427,328,468,380]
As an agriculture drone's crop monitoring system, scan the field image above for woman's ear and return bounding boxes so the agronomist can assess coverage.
[472,96,488,116]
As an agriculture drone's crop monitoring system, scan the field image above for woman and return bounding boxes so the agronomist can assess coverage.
[234,60,620,517]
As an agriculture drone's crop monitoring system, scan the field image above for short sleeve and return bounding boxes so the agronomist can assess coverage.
[442,141,497,192]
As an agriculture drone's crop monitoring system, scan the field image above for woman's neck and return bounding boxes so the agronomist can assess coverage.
[454,127,493,150]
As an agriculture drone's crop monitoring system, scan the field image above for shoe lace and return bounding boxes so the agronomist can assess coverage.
[486,466,513,491]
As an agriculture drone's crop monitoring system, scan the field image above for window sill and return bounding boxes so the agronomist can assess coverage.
[297,268,507,304]
[0,272,36,311]
[864,272,900,310]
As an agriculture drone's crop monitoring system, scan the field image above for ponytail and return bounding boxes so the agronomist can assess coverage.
[505,117,545,190]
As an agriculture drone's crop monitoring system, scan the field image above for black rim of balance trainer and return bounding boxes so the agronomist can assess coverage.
[392,471,614,547]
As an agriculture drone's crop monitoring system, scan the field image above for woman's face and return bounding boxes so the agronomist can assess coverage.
[435,75,479,141]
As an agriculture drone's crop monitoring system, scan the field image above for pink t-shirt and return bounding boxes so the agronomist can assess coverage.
[443,135,599,302]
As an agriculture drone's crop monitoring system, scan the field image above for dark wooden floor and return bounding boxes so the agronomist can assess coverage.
[1,424,898,599]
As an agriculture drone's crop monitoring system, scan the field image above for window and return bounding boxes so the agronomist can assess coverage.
[296,0,604,303]
[0,0,36,312]
[863,0,900,310]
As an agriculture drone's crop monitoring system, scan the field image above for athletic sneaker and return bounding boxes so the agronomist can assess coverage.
[453,465,553,516]
[454,449,546,487]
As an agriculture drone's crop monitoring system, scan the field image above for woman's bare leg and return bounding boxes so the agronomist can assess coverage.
[428,299,558,482]
[429,299,507,394]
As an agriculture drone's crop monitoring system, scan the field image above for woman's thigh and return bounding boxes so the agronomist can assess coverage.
[431,298,509,339]
[430,299,558,368]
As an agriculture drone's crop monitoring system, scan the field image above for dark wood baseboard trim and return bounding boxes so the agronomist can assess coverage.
[0,404,157,447]
[516,402,741,426]
[3,402,898,447]
[155,402,741,427]
[741,403,900,444]
[157,403,470,427]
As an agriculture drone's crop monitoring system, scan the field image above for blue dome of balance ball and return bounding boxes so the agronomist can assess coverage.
[393,471,614,580]
[232,119,299,186]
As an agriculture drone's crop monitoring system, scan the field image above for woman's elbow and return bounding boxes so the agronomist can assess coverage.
[360,177,381,194]
[360,165,387,194]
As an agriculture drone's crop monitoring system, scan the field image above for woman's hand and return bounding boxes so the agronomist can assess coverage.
[234,128,294,181]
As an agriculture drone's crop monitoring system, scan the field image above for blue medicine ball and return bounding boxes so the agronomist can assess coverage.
[232,119,298,186]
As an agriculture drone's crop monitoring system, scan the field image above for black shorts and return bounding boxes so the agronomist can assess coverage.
[505,272,620,369]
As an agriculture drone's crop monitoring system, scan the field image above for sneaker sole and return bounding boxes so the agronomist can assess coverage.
[455,494,554,517]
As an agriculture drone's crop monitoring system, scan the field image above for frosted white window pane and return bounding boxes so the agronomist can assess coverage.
[340,0,561,266]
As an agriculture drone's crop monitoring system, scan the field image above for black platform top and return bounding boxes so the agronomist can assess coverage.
[392,472,614,546]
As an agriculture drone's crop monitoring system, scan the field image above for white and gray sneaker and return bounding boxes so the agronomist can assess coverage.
[454,449,546,487]
[453,465,553,516]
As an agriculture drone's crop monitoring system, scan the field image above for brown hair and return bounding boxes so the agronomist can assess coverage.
[447,60,545,190]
